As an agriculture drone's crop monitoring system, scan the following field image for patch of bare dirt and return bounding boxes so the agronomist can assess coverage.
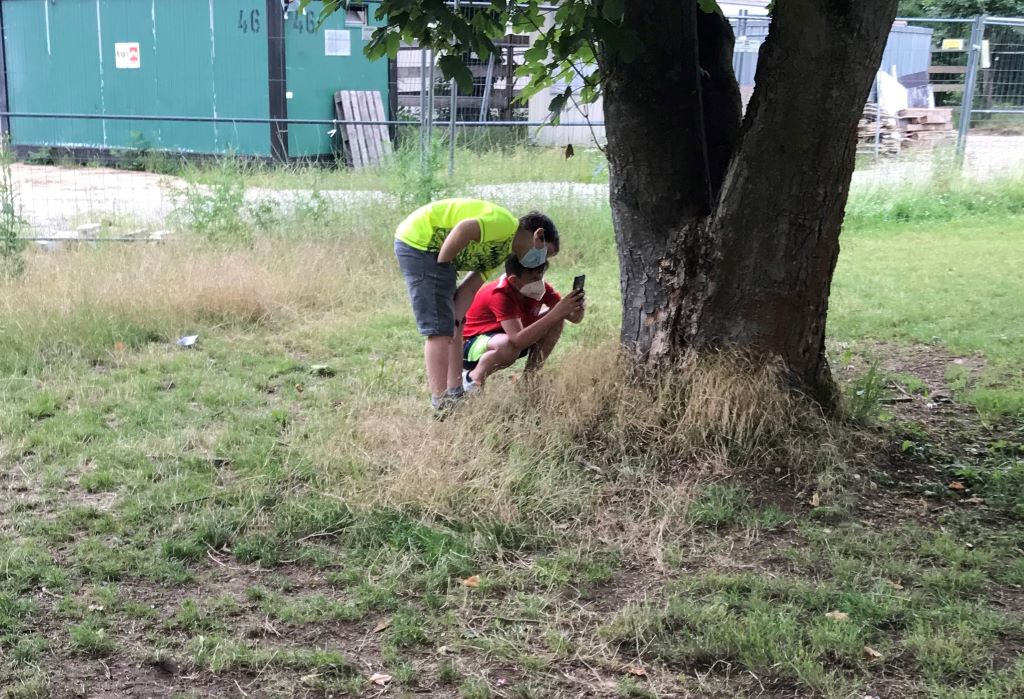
[52,658,247,699]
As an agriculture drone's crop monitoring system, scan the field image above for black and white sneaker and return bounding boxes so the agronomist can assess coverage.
[462,370,481,395]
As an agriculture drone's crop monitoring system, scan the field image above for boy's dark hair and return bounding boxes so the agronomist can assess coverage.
[518,211,559,252]
[505,253,548,278]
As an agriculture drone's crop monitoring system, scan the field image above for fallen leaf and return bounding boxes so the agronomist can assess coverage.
[87,604,105,612]
[437,645,450,655]
[626,665,647,678]
[864,645,884,661]
[824,610,849,622]
[295,383,305,393]
[369,672,392,686]
[949,481,966,491]
[373,617,392,633]
[564,143,575,159]
[810,492,821,507]
[113,342,125,352]
[300,673,320,686]
[462,575,480,588]
[497,677,509,686]
[964,496,986,505]
[885,579,904,590]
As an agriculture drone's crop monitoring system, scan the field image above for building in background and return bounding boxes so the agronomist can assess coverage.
[718,0,770,16]
[0,0,388,159]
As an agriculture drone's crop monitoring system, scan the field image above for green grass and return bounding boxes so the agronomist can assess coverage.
[182,140,609,194]
[0,171,1022,696]
[831,181,1024,417]
[601,523,1023,694]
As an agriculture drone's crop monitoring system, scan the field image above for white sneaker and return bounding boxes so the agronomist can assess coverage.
[462,370,481,395]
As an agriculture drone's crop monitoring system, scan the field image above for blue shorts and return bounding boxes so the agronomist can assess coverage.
[395,239,457,336]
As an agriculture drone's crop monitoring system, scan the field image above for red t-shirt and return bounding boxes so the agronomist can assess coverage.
[463,275,562,339]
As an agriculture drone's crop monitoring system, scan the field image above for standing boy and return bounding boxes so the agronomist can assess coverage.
[461,255,585,390]
[394,198,559,415]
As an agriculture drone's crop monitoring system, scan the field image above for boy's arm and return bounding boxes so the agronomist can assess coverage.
[437,219,481,264]
[501,291,584,350]
[454,273,484,321]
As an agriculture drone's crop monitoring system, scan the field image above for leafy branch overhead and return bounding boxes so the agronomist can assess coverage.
[304,0,721,118]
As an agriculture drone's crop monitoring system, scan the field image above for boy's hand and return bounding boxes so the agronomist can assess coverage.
[553,289,585,320]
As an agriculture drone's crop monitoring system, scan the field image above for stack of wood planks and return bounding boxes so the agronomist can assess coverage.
[858,103,902,156]
[858,106,956,156]
[896,108,955,146]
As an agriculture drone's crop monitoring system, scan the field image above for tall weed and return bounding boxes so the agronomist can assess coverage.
[0,138,25,277]
[174,158,248,242]
[384,134,452,208]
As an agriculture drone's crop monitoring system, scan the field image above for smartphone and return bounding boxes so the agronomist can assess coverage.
[572,275,586,292]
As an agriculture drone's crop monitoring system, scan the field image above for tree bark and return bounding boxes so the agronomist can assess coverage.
[603,0,898,407]
[603,0,741,359]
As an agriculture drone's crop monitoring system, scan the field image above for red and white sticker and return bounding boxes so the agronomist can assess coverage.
[114,42,141,69]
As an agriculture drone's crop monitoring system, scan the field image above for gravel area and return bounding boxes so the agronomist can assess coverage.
[11,134,1023,235]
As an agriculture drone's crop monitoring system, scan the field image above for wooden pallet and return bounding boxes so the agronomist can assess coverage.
[334,90,392,169]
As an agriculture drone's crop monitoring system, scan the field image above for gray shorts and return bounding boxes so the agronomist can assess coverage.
[395,239,457,337]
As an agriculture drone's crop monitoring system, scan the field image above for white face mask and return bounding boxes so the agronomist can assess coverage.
[518,279,546,300]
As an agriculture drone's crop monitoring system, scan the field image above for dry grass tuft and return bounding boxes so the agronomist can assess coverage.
[344,346,839,541]
[0,238,392,368]
[540,348,814,462]
[6,239,382,323]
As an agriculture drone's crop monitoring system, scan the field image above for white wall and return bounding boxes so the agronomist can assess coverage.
[719,0,770,16]
[527,89,606,147]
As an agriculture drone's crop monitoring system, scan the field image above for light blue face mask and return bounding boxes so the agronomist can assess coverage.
[519,243,547,269]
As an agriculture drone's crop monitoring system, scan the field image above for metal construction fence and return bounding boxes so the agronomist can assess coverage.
[1,7,1023,239]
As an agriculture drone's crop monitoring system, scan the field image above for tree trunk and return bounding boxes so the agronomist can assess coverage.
[604,0,899,407]
[603,0,741,359]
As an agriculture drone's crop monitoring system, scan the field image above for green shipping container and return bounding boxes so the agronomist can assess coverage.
[0,0,389,158]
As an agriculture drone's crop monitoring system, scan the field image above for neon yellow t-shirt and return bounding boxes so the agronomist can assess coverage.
[395,198,518,277]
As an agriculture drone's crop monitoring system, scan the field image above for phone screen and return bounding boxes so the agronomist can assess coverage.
[573,275,586,292]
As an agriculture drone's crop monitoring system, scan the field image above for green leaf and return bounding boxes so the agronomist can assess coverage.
[386,31,402,58]
[515,74,554,104]
[698,0,723,15]
[602,0,625,22]
[366,37,388,61]
[511,5,544,33]
[523,40,549,64]
[548,88,572,122]
[438,54,474,95]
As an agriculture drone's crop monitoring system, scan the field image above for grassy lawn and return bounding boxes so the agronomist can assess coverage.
[181,140,610,194]
[0,172,1022,698]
